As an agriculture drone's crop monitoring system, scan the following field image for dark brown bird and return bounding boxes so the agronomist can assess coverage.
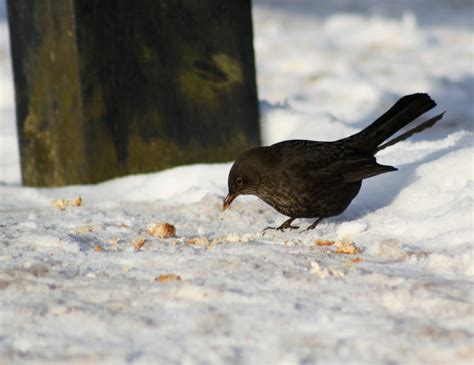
[223,93,444,231]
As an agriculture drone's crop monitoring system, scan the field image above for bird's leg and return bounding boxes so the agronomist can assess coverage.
[306,217,323,231]
[278,218,300,230]
[263,218,299,233]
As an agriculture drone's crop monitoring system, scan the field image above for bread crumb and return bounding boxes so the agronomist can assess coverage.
[147,223,176,238]
[310,262,346,279]
[155,274,181,283]
[75,225,97,234]
[225,234,240,243]
[95,245,104,252]
[208,238,219,250]
[51,199,69,211]
[335,240,360,254]
[314,239,335,246]
[186,237,210,247]
[185,237,218,250]
[107,237,119,250]
[310,262,330,279]
[133,237,146,251]
[51,196,82,210]
[351,257,362,263]
[71,196,82,207]
[107,237,119,245]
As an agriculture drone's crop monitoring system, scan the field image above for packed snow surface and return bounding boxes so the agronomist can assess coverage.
[1,1,473,364]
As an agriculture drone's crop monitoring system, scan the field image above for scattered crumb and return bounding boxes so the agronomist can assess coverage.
[310,262,346,279]
[75,225,97,234]
[51,196,82,211]
[315,239,335,246]
[314,239,359,254]
[95,245,104,252]
[225,233,240,243]
[71,196,82,207]
[310,262,329,279]
[208,238,219,250]
[107,237,119,245]
[186,237,219,250]
[187,237,210,246]
[133,237,146,251]
[155,274,182,283]
[118,223,129,228]
[335,240,360,255]
[352,257,362,264]
[51,199,69,211]
[147,223,176,238]
[105,237,119,251]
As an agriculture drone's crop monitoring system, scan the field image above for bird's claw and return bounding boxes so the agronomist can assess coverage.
[261,226,275,234]
[282,224,300,230]
[263,225,299,232]
[262,223,299,234]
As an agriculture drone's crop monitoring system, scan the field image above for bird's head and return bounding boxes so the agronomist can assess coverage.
[223,147,268,210]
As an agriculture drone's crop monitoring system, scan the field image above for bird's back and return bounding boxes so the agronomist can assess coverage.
[255,140,359,217]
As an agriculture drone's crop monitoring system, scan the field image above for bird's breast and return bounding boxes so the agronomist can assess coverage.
[257,172,323,217]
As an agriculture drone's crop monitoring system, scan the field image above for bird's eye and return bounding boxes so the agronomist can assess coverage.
[236,177,243,186]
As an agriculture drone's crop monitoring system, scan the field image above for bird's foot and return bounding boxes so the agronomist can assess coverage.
[305,217,323,231]
[264,224,300,232]
[262,218,299,234]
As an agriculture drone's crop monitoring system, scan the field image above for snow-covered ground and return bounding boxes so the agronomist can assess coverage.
[1,1,473,364]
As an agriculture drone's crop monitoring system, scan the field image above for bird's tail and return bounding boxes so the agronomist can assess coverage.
[344,93,443,153]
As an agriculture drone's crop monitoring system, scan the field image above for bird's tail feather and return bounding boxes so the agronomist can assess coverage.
[376,112,445,152]
[345,93,438,152]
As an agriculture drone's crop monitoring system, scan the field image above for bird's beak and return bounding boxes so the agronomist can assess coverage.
[223,192,238,210]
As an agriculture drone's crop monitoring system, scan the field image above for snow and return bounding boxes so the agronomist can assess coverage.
[1,1,473,364]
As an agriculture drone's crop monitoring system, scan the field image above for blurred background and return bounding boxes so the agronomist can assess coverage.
[1,0,473,185]
[0,1,5,18]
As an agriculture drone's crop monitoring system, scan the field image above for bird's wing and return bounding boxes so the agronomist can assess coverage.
[285,153,396,186]
[323,156,397,182]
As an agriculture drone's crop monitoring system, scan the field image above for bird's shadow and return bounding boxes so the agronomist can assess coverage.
[334,75,474,222]
[341,131,471,221]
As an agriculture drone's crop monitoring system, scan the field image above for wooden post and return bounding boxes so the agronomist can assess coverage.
[7,0,260,186]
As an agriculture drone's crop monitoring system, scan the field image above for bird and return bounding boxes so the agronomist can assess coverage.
[223,93,444,231]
